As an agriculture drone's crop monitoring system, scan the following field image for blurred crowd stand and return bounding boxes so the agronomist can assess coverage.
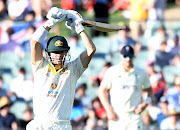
[0,0,180,129]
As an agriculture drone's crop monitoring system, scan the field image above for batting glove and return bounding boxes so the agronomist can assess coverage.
[45,7,67,28]
[65,10,84,34]
[65,19,75,30]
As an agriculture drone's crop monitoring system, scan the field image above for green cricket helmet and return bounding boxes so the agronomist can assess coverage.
[45,35,70,52]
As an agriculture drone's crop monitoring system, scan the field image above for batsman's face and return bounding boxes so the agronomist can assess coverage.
[50,51,68,65]
[120,54,134,68]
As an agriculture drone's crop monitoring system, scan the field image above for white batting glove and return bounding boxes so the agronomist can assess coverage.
[46,7,68,20]
[65,19,75,30]
[66,10,84,34]
[45,7,67,28]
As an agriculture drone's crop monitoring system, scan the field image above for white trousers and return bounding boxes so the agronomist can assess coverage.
[26,117,71,130]
[108,112,143,130]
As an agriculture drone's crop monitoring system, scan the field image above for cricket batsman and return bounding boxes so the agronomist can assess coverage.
[26,7,96,130]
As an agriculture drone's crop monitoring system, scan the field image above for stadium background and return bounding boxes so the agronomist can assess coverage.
[0,0,180,129]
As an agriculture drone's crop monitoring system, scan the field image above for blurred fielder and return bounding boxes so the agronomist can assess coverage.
[26,7,96,130]
[98,45,154,130]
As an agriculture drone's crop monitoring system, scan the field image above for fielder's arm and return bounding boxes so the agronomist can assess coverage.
[134,86,155,114]
[143,87,155,104]
[98,85,117,121]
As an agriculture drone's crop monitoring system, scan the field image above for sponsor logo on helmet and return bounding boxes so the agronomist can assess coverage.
[126,46,130,51]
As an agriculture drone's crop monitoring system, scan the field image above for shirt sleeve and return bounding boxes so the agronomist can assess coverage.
[31,57,45,73]
[70,56,86,80]
[100,68,112,89]
[142,70,151,89]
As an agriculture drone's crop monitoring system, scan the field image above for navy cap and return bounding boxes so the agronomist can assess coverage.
[120,45,134,57]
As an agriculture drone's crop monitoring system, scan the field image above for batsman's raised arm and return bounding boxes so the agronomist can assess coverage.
[30,26,49,65]
[27,7,96,130]
[79,31,96,68]
[65,10,96,68]
[30,7,67,65]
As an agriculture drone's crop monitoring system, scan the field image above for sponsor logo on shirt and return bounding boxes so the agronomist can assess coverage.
[60,72,68,75]
[121,85,137,89]
[46,72,50,77]
[47,90,58,98]
[60,71,69,79]
[46,83,58,98]
[51,83,57,90]
[46,67,51,77]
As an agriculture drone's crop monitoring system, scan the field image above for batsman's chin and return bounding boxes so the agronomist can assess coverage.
[52,61,62,65]
[52,60,62,64]
[57,61,62,64]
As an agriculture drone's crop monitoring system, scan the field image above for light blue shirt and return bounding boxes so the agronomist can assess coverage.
[160,117,180,130]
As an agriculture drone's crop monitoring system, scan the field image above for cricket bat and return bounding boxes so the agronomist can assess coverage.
[82,20,126,32]
[50,8,126,32]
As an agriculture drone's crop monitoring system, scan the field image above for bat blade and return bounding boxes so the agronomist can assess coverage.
[82,20,126,32]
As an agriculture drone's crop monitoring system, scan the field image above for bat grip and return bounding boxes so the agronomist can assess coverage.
[81,22,93,27]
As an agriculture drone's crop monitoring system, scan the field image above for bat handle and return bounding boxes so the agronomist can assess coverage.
[81,21,93,27]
